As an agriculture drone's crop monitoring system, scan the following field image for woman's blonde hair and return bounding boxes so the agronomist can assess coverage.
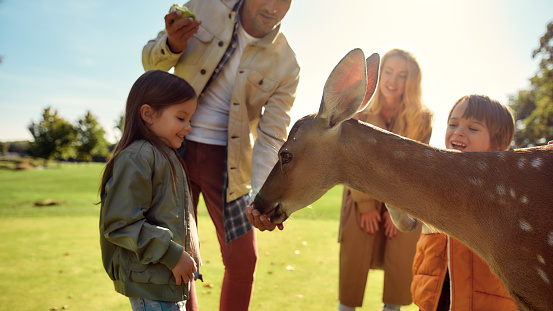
[367,48,432,140]
[448,94,515,151]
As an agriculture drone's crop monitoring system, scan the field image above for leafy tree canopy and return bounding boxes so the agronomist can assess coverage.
[75,111,109,162]
[28,107,76,165]
[509,21,553,148]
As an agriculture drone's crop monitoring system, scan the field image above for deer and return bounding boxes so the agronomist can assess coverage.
[252,48,553,311]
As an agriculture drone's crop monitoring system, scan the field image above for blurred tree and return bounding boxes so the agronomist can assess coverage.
[75,111,109,162]
[509,21,553,148]
[0,142,8,155]
[28,107,76,166]
[8,141,30,155]
[114,112,124,143]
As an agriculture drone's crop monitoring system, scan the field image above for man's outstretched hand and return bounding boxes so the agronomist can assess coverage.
[246,203,284,231]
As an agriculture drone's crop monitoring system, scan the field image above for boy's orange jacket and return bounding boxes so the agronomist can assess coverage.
[411,233,517,311]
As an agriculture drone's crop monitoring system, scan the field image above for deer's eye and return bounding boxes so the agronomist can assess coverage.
[280,151,292,164]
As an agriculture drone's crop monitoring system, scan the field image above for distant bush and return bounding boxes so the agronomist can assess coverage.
[0,156,50,170]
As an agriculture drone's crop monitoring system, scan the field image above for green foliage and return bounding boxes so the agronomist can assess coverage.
[115,112,124,143]
[510,21,553,147]
[7,140,30,155]
[23,107,112,163]
[27,107,76,165]
[0,142,7,154]
[75,111,110,162]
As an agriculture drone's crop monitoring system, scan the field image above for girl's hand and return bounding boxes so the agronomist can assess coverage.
[382,211,399,239]
[172,251,197,285]
[360,209,381,235]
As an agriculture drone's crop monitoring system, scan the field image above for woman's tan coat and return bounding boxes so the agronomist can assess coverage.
[338,108,433,307]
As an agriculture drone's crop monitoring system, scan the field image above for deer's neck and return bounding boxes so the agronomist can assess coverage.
[338,120,553,259]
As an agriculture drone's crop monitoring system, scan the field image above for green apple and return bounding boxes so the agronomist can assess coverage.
[169,3,196,20]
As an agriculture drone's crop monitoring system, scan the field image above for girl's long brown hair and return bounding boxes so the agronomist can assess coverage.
[99,70,196,199]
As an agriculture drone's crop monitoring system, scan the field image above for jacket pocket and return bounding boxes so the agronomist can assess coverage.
[128,257,174,285]
[247,70,277,93]
[179,26,214,65]
[244,70,278,118]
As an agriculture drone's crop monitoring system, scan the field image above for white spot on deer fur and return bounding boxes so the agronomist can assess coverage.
[537,255,546,265]
[510,188,516,198]
[476,159,487,170]
[537,268,550,284]
[548,232,553,246]
[394,150,407,158]
[518,157,527,169]
[424,149,434,156]
[519,220,532,231]
[497,153,506,161]
[366,136,377,144]
[469,177,483,186]
[531,157,543,169]
[521,246,529,253]
[520,196,529,204]
[496,184,506,196]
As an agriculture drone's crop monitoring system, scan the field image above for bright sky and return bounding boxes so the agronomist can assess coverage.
[1,0,552,149]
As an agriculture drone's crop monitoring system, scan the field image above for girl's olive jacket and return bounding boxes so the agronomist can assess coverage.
[99,140,200,302]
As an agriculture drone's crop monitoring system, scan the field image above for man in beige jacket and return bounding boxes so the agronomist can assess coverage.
[142,0,300,310]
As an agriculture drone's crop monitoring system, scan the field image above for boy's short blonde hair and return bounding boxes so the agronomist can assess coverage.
[448,95,515,151]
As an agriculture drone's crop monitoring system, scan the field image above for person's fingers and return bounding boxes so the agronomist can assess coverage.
[165,11,182,28]
[260,215,277,231]
[246,205,269,230]
[385,224,392,238]
[174,274,182,285]
[246,204,283,231]
[359,217,368,232]
[246,204,255,224]
[247,205,264,226]
[370,218,380,234]
[388,226,398,239]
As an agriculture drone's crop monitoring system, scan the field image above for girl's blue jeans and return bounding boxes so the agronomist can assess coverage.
[129,298,186,311]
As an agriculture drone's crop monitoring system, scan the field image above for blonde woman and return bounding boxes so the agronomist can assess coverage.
[338,49,433,311]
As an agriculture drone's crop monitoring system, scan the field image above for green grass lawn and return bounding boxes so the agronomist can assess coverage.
[0,163,418,311]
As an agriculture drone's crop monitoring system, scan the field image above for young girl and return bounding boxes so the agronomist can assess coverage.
[99,70,201,311]
[388,94,517,310]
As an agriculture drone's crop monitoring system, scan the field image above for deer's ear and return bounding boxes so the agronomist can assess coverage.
[357,53,380,112]
[318,48,368,128]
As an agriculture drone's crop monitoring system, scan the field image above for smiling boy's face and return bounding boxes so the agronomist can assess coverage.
[445,98,492,152]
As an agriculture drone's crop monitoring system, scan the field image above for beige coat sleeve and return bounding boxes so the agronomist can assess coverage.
[142,30,183,72]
